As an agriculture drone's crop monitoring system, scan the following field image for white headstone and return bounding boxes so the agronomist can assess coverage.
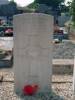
[13,13,53,93]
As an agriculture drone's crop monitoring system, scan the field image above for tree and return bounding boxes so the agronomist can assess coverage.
[8,1,18,15]
[27,0,65,24]
[60,4,69,13]
[28,0,65,15]
[34,0,64,9]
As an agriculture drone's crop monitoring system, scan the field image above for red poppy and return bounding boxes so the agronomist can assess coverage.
[23,84,38,95]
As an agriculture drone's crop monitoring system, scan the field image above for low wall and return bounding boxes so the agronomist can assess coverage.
[52,59,74,74]
[53,65,73,74]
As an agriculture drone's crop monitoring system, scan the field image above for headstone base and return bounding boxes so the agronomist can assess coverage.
[15,89,63,100]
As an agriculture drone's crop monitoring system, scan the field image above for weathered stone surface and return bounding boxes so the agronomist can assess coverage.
[13,13,53,93]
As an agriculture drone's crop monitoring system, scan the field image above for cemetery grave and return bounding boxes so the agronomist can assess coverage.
[13,13,75,100]
[13,13,53,95]
[0,13,75,100]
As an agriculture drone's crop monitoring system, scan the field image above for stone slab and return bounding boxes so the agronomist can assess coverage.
[13,13,53,93]
[53,59,74,65]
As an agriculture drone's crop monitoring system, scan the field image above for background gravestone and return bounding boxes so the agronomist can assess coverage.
[13,13,53,93]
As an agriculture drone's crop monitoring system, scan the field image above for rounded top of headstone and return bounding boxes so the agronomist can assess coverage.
[13,13,53,19]
[13,12,53,43]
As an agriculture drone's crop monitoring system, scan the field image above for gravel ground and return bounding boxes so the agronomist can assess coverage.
[53,40,75,59]
[0,69,74,100]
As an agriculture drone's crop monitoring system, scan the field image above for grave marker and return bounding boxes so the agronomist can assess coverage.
[13,13,53,94]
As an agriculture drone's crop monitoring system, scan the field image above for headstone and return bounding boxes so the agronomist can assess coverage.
[58,14,70,27]
[13,13,53,94]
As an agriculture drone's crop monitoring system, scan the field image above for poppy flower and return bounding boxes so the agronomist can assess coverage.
[23,84,38,95]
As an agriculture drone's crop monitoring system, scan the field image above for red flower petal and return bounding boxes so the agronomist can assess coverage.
[23,84,38,95]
